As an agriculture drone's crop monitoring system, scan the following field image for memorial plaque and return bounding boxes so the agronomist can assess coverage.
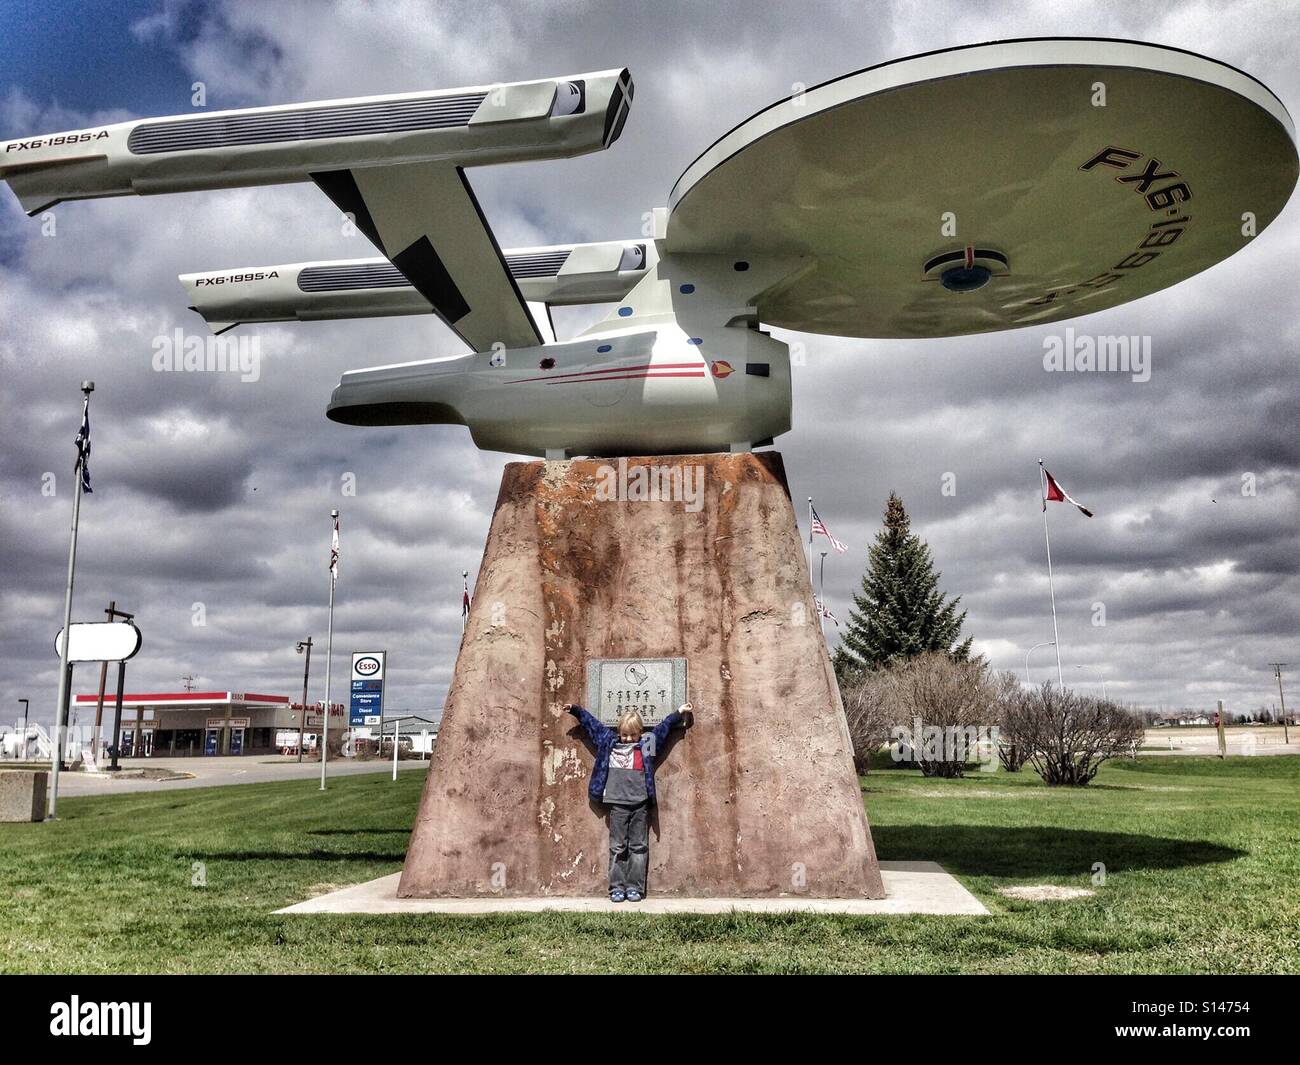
[586,657,688,726]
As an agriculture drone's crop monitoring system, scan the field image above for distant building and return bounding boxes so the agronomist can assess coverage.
[369,714,440,755]
[72,689,344,757]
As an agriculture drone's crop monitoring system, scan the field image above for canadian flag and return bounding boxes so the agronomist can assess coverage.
[1042,467,1093,517]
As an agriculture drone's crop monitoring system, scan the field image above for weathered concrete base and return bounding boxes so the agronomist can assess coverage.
[280,862,986,915]
[0,770,48,821]
[400,453,884,898]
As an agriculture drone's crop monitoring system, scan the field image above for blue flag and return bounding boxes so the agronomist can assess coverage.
[74,401,92,493]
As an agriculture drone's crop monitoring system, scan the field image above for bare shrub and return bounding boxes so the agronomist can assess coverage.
[841,670,896,774]
[991,670,1032,772]
[875,652,996,778]
[1004,683,1144,786]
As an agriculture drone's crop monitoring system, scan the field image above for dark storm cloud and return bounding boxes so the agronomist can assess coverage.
[1,0,1297,728]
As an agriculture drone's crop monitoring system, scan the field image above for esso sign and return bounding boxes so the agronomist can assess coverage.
[351,651,385,681]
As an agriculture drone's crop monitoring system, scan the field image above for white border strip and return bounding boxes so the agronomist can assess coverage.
[669,39,1296,212]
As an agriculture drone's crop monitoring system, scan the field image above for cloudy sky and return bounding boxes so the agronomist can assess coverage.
[1,0,1297,730]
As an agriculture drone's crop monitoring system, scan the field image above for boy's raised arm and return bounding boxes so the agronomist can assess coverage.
[652,702,692,747]
[563,703,612,744]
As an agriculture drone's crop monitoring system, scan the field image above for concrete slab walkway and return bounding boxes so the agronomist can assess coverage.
[274,860,989,916]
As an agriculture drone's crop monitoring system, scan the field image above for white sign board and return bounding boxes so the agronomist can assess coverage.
[54,621,143,663]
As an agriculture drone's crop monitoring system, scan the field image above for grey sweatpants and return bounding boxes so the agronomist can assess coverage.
[608,801,649,895]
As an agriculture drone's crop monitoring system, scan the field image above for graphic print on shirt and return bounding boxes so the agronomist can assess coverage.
[609,742,644,771]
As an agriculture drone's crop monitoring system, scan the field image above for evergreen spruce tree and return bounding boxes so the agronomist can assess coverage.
[834,492,972,684]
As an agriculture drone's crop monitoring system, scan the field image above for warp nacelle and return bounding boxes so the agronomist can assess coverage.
[0,70,631,215]
[179,240,653,335]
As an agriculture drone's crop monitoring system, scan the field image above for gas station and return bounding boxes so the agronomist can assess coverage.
[71,690,300,757]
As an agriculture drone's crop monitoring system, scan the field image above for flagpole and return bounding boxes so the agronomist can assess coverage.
[320,508,338,791]
[807,497,814,580]
[1038,460,1065,687]
[50,381,94,820]
[818,550,827,638]
[462,569,468,633]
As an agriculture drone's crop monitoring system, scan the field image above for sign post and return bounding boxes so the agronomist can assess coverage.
[108,660,128,771]
[392,712,400,781]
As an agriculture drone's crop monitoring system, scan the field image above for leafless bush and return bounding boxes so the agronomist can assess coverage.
[991,670,1032,772]
[840,653,1004,777]
[1003,683,1144,786]
[889,653,997,777]
[841,670,896,774]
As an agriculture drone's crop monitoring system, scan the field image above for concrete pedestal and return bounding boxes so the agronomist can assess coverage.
[399,453,884,898]
[0,770,48,822]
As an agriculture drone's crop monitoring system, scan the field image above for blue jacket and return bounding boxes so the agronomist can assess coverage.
[567,705,682,804]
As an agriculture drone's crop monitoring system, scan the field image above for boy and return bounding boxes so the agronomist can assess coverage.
[563,701,693,902]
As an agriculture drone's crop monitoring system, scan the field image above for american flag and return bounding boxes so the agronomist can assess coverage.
[815,597,839,626]
[329,515,339,578]
[74,398,92,494]
[810,504,848,553]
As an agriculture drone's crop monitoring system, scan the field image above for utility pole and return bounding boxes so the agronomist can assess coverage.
[18,699,29,759]
[1270,664,1289,745]
[296,637,313,763]
[181,673,196,693]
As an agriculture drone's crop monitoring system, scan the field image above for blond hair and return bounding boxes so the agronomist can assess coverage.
[617,710,645,735]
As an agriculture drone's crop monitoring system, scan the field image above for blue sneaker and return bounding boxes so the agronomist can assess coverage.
[626,890,643,902]
[609,890,626,903]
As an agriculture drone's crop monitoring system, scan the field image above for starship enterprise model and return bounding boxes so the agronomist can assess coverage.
[2,40,1296,457]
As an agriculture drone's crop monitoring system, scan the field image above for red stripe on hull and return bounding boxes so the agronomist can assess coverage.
[548,371,706,384]
[508,362,705,384]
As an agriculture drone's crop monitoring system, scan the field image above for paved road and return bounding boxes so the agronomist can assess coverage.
[1142,726,1298,757]
[51,755,428,796]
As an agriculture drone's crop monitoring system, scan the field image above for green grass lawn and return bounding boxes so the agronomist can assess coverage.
[1,756,1297,974]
